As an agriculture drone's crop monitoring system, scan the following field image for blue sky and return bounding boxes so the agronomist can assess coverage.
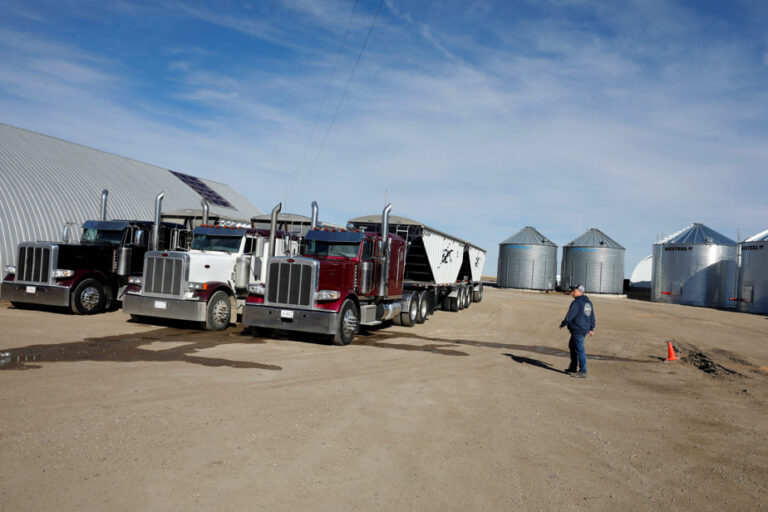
[1,0,767,277]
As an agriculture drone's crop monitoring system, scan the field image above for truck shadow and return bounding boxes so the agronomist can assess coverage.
[262,326,469,356]
[0,326,281,371]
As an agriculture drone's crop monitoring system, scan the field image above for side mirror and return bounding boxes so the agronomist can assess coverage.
[134,230,147,247]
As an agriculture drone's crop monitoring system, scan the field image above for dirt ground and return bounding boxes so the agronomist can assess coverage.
[1,288,767,511]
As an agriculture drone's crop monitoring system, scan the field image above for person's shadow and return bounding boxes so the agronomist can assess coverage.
[503,353,567,374]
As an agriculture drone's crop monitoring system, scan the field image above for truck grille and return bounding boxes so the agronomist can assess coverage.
[17,245,52,284]
[143,254,185,297]
[266,259,315,307]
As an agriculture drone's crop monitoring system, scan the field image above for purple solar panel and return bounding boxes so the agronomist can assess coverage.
[170,170,234,208]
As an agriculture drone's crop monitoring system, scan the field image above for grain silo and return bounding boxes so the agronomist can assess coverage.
[561,229,625,294]
[736,229,768,314]
[497,227,557,290]
[651,223,737,308]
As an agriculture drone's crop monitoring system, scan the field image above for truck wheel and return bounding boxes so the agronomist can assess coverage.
[416,291,428,324]
[448,294,459,312]
[204,291,231,331]
[71,278,107,315]
[333,299,359,346]
[463,285,471,309]
[472,282,483,303]
[457,286,466,311]
[400,293,418,327]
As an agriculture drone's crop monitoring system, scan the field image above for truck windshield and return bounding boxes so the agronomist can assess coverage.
[81,229,124,244]
[191,234,242,253]
[303,240,360,258]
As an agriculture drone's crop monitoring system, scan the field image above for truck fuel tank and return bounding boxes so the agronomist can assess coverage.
[116,246,132,276]
[235,254,252,290]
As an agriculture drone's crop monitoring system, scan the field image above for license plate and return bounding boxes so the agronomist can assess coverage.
[280,310,294,319]
[25,286,36,294]
[154,300,167,310]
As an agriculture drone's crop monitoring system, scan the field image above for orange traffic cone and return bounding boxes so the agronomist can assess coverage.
[665,341,678,361]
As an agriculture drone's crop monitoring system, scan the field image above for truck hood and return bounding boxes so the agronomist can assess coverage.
[316,258,357,292]
[187,250,240,285]
[56,243,116,269]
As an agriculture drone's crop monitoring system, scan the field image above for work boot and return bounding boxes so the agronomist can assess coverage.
[569,372,587,379]
[564,367,577,374]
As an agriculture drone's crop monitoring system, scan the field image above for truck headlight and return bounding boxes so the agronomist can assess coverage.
[4,265,16,275]
[187,282,208,291]
[314,290,341,301]
[53,269,75,279]
[248,283,265,295]
[128,276,143,285]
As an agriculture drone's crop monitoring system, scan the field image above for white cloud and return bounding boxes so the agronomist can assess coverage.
[1,1,766,274]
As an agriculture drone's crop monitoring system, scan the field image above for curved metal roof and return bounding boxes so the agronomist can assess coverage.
[0,122,263,271]
[251,212,312,224]
[745,229,768,242]
[565,228,625,249]
[656,223,736,246]
[501,226,556,247]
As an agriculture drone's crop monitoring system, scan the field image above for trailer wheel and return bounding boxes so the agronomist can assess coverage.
[463,285,471,309]
[448,293,459,312]
[204,291,231,331]
[472,282,483,303]
[71,278,107,315]
[333,299,359,345]
[457,286,466,311]
[415,291,429,324]
[400,293,418,327]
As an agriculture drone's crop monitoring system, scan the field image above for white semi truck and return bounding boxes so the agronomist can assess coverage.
[123,203,298,330]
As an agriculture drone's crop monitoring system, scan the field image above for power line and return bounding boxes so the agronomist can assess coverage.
[296,0,385,202]
[290,0,359,197]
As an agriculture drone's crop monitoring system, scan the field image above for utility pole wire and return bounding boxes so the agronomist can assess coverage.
[290,0,359,199]
[297,0,386,201]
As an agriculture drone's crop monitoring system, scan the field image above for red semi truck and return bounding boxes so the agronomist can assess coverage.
[241,204,485,345]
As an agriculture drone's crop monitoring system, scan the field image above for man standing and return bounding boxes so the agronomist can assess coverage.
[559,285,595,378]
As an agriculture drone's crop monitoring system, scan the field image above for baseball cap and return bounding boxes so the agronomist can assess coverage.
[570,285,585,293]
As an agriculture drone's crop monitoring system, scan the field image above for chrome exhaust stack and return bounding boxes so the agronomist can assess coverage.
[311,201,319,229]
[268,203,281,258]
[201,199,209,226]
[100,189,109,220]
[152,192,164,251]
[379,203,392,297]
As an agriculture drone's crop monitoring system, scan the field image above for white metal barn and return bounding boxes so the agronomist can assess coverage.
[0,122,263,276]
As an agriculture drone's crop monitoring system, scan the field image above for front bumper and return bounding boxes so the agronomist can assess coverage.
[122,293,207,322]
[1,282,70,307]
[242,304,338,336]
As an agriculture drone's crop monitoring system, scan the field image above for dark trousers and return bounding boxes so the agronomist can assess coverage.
[568,333,587,374]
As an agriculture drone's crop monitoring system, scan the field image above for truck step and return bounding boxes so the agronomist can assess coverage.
[359,320,382,327]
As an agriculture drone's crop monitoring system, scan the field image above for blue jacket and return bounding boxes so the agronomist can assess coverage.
[560,295,596,334]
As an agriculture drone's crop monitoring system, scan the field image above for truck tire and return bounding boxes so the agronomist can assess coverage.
[333,299,359,345]
[400,293,418,327]
[463,285,471,309]
[472,282,483,303]
[415,291,429,324]
[204,291,231,331]
[71,278,107,315]
[457,286,466,311]
[448,293,459,312]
